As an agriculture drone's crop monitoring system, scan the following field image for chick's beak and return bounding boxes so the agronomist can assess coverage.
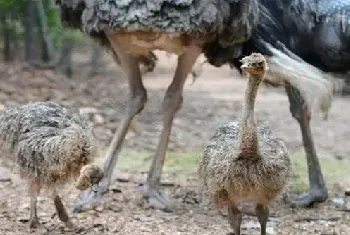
[240,64,249,70]
[91,184,99,195]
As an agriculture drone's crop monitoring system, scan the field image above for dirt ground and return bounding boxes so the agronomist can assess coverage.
[0,51,349,234]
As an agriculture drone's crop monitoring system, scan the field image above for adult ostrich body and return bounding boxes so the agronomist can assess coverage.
[57,0,259,211]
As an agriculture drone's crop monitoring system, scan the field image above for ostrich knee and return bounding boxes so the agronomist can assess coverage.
[147,46,201,187]
[142,47,201,211]
[101,37,147,187]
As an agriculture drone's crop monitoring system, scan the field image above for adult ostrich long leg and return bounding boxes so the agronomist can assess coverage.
[285,86,328,207]
[73,38,147,213]
[73,43,201,212]
[142,46,202,210]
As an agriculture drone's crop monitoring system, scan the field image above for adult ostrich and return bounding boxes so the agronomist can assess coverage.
[56,0,259,212]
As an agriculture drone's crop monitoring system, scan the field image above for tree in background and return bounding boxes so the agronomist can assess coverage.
[0,0,104,77]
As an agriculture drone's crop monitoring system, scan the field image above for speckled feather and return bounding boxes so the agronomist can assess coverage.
[285,0,350,32]
[57,0,258,47]
[0,102,96,188]
[198,121,291,205]
[301,0,350,16]
[56,0,158,73]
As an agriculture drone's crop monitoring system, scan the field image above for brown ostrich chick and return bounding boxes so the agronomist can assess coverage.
[198,53,292,235]
[0,101,103,229]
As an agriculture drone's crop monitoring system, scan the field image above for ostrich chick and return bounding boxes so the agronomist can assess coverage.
[0,101,103,229]
[198,53,291,235]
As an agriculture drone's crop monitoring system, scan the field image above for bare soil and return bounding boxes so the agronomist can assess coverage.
[0,51,349,235]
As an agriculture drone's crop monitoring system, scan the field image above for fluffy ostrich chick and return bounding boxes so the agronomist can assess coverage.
[198,53,291,235]
[0,102,103,229]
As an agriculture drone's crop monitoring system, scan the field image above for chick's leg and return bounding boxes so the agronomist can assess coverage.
[142,46,202,211]
[228,205,242,235]
[73,37,146,213]
[52,190,76,229]
[29,178,41,229]
[256,204,269,235]
[285,86,328,208]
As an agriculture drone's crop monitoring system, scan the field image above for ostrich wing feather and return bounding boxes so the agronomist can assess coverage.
[261,40,344,118]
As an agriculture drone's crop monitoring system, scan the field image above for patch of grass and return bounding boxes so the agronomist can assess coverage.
[291,153,309,193]
[118,149,199,173]
[291,152,350,193]
[95,148,199,173]
[96,148,349,193]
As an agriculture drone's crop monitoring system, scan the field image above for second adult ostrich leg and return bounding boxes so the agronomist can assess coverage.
[73,38,201,212]
[73,41,148,212]
[142,46,201,210]
[285,86,328,207]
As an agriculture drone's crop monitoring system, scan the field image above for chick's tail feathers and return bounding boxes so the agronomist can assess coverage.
[15,124,96,182]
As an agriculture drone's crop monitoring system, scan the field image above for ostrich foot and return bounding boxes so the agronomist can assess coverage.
[65,220,79,231]
[288,190,327,208]
[64,221,86,233]
[72,181,108,213]
[29,218,42,229]
[141,184,173,212]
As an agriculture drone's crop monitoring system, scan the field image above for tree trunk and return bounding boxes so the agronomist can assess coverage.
[89,46,103,77]
[41,37,50,62]
[344,78,350,96]
[11,23,18,60]
[25,0,37,64]
[57,40,74,78]
[2,18,13,62]
[36,0,55,63]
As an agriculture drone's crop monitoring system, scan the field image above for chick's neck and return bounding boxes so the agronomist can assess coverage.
[238,72,264,157]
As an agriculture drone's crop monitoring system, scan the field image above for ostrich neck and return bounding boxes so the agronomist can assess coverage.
[238,74,263,157]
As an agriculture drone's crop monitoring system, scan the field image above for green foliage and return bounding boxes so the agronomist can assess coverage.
[0,0,26,20]
[0,0,84,49]
[0,0,25,8]
[46,1,66,47]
